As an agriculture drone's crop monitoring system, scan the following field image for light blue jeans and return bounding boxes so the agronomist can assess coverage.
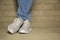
[16,0,33,21]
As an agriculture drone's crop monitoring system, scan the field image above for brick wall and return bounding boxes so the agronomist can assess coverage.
[0,0,60,28]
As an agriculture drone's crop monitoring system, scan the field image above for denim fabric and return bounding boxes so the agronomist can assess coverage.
[16,0,33,20]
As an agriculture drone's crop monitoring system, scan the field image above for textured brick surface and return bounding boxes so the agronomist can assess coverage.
[0,0,60,28]
[0,0,60,27]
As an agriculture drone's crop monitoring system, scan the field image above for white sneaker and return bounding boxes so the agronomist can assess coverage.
[8,17,24,34]
[19,20,32,34]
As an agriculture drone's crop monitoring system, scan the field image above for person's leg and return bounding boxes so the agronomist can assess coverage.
[16,0,25,20]
[16,0,33,20]
[18,0,33,33]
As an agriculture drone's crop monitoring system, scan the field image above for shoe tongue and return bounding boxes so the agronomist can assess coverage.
[13,18,19,22]
[13,18,21,25]
[23,20,31,28]
[24,20,30,23]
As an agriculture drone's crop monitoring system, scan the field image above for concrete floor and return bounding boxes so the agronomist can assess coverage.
[0,0,60,40]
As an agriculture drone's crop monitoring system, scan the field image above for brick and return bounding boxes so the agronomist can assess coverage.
[0,5,16,11]
[1,16,15,22]
[31,22,60,28]
[0,0,16,5]
[0,11,16,17]
[34,0,59,4]
[31,16,60,22]
[31,10,60,17]
[32,4,60,10]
